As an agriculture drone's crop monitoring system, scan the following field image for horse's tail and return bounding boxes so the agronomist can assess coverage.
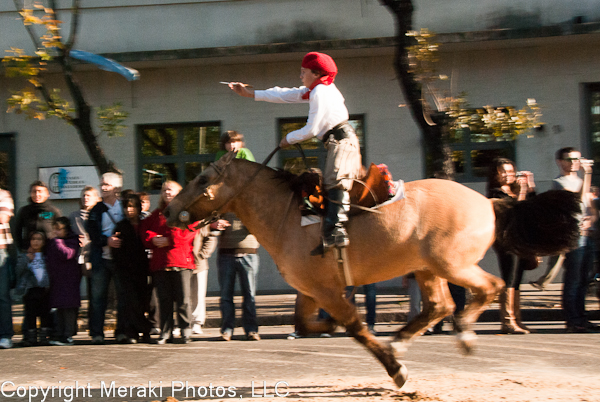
[492,190,581,256]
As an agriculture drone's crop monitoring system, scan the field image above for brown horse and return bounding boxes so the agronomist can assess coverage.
[164,152,579,388]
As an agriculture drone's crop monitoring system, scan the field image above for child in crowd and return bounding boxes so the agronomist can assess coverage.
[139,192,151,219]
[46,217,81,346]
[15,231,51,346]
[112,193,152,343]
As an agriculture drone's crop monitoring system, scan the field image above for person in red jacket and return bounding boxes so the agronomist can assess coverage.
[141,181,197,344]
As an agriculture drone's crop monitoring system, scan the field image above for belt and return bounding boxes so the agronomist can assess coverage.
[219,248,258,255]
[322,121,355,143]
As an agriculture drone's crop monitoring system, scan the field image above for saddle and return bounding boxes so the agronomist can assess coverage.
[296,163,395,216]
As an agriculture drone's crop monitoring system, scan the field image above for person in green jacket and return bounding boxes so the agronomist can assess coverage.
[215,130,255,162]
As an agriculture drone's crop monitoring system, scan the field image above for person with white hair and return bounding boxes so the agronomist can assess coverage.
[85,172,126,344]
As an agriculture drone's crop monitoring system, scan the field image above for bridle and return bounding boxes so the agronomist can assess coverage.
[178,146,282,229]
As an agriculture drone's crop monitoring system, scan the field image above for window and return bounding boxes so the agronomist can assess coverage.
[137,122,221,192]
[278,115,366,174]
[426,111,515,182]
[584,83,600,185]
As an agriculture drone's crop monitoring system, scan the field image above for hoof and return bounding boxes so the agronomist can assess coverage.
[390,340,409,358]
[456,331,477,355]
[392,363,409,389]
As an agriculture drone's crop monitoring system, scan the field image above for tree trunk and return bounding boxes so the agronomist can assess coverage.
[50,0,119,175]
[380,0,454,179]
[58,55,120,175]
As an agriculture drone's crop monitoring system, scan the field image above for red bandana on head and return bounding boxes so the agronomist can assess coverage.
[301,52,338,100]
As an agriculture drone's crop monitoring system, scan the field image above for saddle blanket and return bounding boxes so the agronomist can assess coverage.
[300,180,405,227]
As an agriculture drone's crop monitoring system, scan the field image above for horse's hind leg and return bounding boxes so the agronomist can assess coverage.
[390,270,454,357]
[316,288,408,388]
[442,265,504,354]
[293,292,336,336]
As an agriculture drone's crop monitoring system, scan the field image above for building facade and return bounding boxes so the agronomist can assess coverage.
[1,0,600,292]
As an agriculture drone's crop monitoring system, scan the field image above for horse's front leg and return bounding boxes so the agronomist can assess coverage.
[317,288,408,389]
[391,270,454,357]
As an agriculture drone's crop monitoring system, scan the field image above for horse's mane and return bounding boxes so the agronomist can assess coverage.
[270,168,322,200]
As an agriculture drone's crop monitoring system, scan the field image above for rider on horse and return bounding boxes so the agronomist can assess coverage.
[228,52,362,255]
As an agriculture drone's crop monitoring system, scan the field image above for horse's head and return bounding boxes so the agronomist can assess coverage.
[164,151,238,229]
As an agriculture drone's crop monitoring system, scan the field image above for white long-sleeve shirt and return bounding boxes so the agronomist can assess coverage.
[254,83,349,144]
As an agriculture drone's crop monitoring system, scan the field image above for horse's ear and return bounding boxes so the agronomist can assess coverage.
[215,151,238,168]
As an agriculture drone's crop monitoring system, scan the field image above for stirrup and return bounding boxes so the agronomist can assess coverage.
[310,242,334,256]
[310,233,349,256]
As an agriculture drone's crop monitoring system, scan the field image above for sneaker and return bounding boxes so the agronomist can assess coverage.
[156,337,173,345]
[50,338,74,346]
[320,333,332,338]
[0,338,13,349]
[529,281,544,291]
[246,332,260,341]
[287,332,302,340]
[172,328,181,337]
[367,324,377,335]
[221,330,232,341]
[149,328,161,336]
[91,336,104,345]
[181,337,192,344]
[192,324,203,335]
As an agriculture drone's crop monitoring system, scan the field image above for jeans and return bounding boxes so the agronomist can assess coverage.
[406,277,421,322]
[0,249,13,339]
[217,253,259,334]
[23,287,52,331]
[117,271,152,339]
[55,308,78,340]
[338,284,377,325]
[562,236,594,327]
[154,269,192,338]
[89,258,125,338]
[191,270,209,325]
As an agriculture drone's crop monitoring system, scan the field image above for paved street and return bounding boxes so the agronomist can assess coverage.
[0,321,599,402]
[2,284,599,401]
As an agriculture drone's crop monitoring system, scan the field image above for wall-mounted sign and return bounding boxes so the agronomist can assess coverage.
[38,166,99,200]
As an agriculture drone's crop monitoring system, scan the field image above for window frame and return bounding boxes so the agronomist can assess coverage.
[426,111,516,182]
[583,82,600,186]
[136,121,221,193]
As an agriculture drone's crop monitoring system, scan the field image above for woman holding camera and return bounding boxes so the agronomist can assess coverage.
[487,157,536,334]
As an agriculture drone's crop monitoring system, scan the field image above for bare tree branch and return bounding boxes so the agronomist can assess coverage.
[65,0,79,51]
[13,0,42,52]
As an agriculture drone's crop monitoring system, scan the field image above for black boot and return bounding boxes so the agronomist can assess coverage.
[311,188,350,256]
[38,327,52,346]
[21,329,37,347]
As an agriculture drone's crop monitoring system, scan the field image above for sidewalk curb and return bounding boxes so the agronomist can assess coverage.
[12,308,599,335]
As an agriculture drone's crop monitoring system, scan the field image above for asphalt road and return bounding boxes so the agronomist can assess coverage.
[0,321,599,402]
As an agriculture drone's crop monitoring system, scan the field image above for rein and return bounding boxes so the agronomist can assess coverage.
[183,146,281,228]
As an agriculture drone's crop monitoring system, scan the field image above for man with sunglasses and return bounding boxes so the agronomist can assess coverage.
[547,147,598,333]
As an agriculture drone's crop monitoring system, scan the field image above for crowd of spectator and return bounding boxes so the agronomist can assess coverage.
[0,144,599,350]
